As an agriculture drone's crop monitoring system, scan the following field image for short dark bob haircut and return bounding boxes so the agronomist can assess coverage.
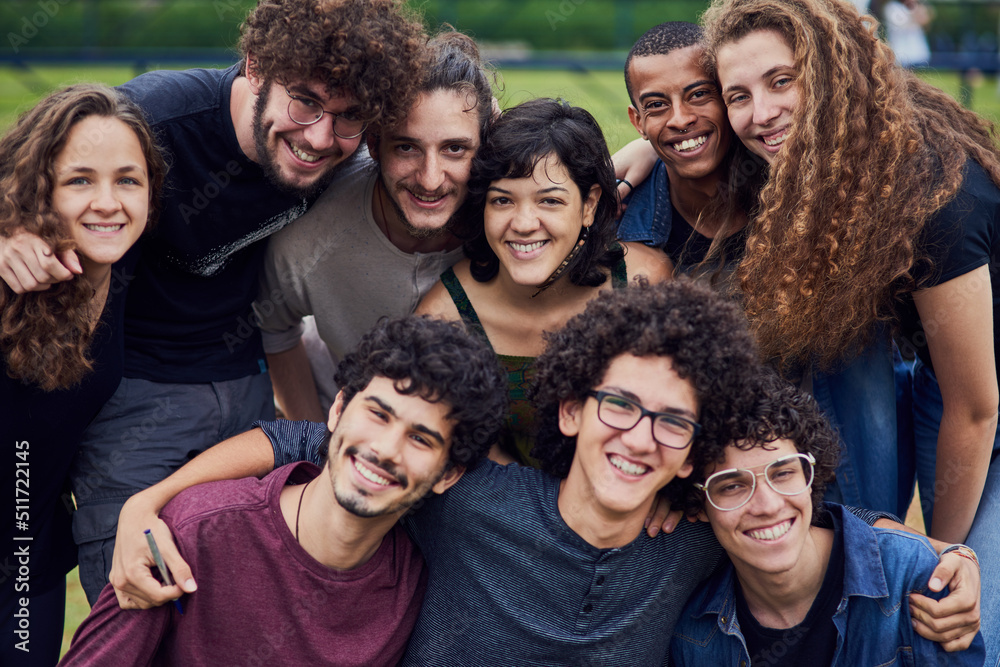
[531,279,760,479]
[458,97,624,285]
[682,368,841,522]
[326,315,508,469]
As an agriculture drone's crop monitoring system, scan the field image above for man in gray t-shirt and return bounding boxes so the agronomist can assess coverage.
[257,32,493,421]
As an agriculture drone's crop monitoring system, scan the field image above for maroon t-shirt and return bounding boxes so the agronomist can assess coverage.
[61,462,427,666]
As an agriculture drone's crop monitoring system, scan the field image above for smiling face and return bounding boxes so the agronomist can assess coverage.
[370,89,481,239]
[325,376,460,519]
[485,153,599,288]
[627,46,731,185]
[249,76,363,198]
[52,115,150,278]
[701,439,815,579]
[716,30,799,164]
[559,354,696,529]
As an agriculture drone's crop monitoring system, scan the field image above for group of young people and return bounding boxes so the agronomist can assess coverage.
[0,0,997,664]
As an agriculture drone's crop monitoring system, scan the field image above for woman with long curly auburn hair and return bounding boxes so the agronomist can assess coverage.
[0,83,164,665]
[703,0,1000,658]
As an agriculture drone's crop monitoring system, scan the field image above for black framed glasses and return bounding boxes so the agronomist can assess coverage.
[695,452,816,511]
[284,88,367,139]
[587,390,700,450]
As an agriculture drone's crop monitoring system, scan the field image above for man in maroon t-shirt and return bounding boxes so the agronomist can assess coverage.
[59,317,506,666]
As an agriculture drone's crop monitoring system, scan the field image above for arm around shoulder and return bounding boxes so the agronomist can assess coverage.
[110,427,278,609]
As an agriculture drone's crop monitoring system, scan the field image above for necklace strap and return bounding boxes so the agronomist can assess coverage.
[294,479,311,543]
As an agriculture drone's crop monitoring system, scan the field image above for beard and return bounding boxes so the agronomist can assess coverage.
[380,175,460,241]
[251,83,343,200]
[329,439,444,519]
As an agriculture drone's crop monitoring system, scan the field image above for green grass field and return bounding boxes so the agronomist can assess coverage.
[0,61,980,654]
[5,64,1000,152]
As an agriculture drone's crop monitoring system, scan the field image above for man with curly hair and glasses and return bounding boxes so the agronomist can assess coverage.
[672,370,985,666]
[0,0,428,604]
[109,280,982,664]
[60,316,507,666]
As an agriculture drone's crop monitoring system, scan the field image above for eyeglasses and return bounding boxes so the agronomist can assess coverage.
[284,88,367,139]
[695,452,816,511]
[586,390,701,450]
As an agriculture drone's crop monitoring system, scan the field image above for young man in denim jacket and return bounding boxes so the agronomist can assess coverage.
[671,370,985,666]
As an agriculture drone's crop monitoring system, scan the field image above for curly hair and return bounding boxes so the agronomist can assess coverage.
[239,0,427,130]
[0,84,166,391]
[457,98,625,286]
[702,0,1000,370]
[531,279,760,479]
[682,368,840,522]
[329,315,508,469]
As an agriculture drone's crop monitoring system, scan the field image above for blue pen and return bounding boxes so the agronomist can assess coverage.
[144,529,184,615]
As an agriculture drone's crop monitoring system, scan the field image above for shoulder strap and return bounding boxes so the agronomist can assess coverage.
[440,267,493,349]
[611,245,628,288]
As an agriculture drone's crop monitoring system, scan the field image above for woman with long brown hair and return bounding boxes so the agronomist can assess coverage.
[702,0,1000,661]
[0,84,165,665]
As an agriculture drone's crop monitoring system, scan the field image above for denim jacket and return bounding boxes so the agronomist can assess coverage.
[670,504,986,667]
[617,159,672,247]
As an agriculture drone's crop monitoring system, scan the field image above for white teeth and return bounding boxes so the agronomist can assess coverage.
[764,131,788,147]
[353,458,391,486]
[609,454,649,476]
[748,519,792,541]
[84,224,124,232]
[673,135,707,152]
[290,143,321,163]
[509,241,545,253]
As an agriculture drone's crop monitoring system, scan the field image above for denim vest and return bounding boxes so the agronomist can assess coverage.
[617,159,672,247]
[670,504,986,666]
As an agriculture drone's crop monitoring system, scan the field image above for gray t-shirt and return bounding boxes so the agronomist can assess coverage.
[254,152,463,404]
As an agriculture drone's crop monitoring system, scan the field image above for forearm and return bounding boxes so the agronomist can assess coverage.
[929,411,997,543]
[127,427,277,514]
[267,341,326,422]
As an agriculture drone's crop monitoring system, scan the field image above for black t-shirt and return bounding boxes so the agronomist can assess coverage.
[665,205,748,276]
[119,66,309,383]
[735,520,844,667]
[1,248,138,596]
[896,158,1000,383]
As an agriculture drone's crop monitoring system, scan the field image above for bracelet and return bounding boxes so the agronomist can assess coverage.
[941,544,980,570]
[616,178,634,195]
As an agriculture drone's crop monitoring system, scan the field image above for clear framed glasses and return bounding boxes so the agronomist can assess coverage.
[695,452,816,511]
[586,390,701,450]
[284,88,367,139]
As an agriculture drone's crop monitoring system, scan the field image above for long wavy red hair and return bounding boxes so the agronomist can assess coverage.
[703,0,1000,370]
[0,84,165,390]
